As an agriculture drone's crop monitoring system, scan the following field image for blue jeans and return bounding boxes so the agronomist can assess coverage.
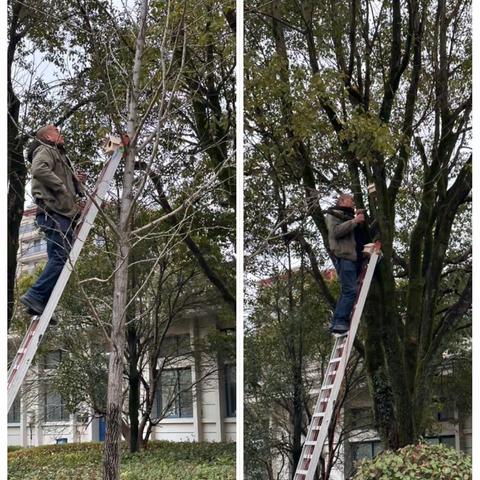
[25,213,75,307]
[331,258,358,330]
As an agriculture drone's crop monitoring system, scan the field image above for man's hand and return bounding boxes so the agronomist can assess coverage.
[353,213,365,224]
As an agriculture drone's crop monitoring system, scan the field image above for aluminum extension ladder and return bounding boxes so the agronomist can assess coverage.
[294,241,382,480]
[7,141,125,411]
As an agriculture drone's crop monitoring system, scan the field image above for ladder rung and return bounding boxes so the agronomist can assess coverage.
[330,357,343,362]
[294,251,380,480]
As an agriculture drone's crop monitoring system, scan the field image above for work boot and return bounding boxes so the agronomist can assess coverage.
[26,308,58,326]
[331,322,349,336]
[20,295,45,316]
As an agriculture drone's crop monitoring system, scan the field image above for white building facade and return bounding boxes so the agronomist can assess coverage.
[8,207,236,447]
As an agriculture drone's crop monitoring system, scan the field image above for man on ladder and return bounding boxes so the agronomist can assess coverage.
[20,125,85,317]
[8,134,124,410]
[326,193,366,335]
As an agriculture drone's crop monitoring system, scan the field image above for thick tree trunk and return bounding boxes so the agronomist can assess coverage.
[7,132,26,327]
[291,366,303,478]
[102,1,148,478]
[127,324,140,453]
[7,2,27,327]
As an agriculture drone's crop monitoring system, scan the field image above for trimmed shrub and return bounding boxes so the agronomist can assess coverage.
[352,443,471,480]
[8,441,235,480]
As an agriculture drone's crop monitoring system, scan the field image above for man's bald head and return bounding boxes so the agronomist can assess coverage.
[36,125,64,145]
[336,193,354,208]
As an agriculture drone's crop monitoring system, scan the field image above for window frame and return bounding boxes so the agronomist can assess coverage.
[155,367,193,419]
[8,395,21,424]
[44,389,70,423]
[224,363,236,418]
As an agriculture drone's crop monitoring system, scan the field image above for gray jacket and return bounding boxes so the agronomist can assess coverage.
[31,144,83,218]
[326,208,358,262]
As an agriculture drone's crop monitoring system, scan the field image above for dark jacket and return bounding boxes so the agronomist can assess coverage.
[325,207,359,262]
[29,141,83,218]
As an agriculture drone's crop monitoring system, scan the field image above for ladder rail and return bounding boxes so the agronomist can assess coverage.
[294,244,381,480]
[7,147,124,412]
[295,263,369,475]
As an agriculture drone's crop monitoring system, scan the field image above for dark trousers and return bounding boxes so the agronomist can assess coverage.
[25,213,75,307]
[331,257,358,330]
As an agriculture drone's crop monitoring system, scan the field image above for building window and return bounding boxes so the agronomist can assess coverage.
[44,389,70,422]
[156,368,193,419]
[8,395,21,424]
[348,407,374,429]
[425,435,456,449]
[43,350,62,370]
[159,335,191,359]
[23,239,47,257]
[437,398,456,422]
[224,364,236,417]
[351,440,383,463]
[19,223,36,235]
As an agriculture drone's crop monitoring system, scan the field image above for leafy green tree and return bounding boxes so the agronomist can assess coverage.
[245,0,471,455]
[10,1,235,478]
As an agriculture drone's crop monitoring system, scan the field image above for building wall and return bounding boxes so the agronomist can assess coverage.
[8,317,236,447]
[17,205,47,275]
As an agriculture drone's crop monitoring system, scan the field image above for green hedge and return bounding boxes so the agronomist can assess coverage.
[8,441,235,480]
[353,443,471,480]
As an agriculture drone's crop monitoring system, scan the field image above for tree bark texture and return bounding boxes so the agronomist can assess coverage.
[102,1,148,478]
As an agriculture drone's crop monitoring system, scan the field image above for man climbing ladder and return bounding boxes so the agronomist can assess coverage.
[20,125,85,317]
[326,193,367,335]
[8,134,126,412]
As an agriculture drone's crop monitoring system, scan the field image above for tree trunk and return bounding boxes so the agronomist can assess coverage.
[7,2,27,327]
[103,229,131,479]
[127,324,140,453]
[102,1,148,478]
[291,366,303,479]
[7,131,26,327]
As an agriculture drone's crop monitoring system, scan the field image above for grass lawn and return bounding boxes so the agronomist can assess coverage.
[8,441,235,480]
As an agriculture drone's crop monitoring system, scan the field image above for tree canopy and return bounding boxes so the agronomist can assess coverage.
[245,0,471,457]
